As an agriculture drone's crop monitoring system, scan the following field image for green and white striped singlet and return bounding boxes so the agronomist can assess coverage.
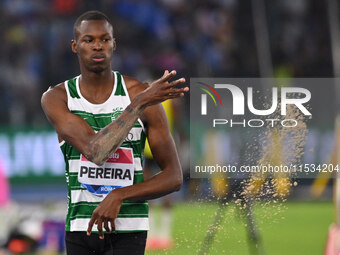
[60,71,148,232]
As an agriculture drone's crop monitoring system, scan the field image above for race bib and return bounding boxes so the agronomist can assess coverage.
[78,147,134,195]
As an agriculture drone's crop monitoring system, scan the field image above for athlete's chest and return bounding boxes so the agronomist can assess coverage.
[72,105,126,131]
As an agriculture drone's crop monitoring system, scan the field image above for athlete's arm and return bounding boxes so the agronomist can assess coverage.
[87,77,186,239]
[41,70,187,166]
[119,103,183,200]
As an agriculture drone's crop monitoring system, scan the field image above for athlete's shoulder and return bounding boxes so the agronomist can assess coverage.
[41,82,67,107]
[122,75,149,99]
[123,75,148,91]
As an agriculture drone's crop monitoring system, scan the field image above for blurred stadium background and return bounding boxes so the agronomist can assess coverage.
[0,0,338,254]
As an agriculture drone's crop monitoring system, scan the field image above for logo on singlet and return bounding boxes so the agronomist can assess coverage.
[111,107,123,121]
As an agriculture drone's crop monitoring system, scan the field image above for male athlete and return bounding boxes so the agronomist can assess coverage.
[41,11,188,254]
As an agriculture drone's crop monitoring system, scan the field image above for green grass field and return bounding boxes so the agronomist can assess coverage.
[146,201,333,255]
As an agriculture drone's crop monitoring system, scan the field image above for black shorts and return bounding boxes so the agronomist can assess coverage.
[65,231,147,255]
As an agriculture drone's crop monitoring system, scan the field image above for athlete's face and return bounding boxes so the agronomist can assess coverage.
[72,20,115,73]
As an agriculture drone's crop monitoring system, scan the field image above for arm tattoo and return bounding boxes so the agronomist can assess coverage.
[125,105,133,113]
[88,104,141,165]
[115,118,125,127]
[102,128,109,135]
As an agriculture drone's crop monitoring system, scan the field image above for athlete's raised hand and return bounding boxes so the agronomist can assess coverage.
[137,70,189,108]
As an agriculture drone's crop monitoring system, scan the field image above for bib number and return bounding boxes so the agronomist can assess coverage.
[78,147,134,195]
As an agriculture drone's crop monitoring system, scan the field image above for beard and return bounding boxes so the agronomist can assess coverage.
[87,65,106,73]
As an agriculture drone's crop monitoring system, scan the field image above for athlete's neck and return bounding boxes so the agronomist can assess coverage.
[80,68,114,89]
[79,69,114,104]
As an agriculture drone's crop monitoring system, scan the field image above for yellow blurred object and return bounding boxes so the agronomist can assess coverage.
[144,100,174,159]
[310,170,333,199]
[7,26,25,44]
[245,177,265,197]
[245,129,291,198]
[272,177,291,198]
[212,178,229,198]
[144,138,152,159]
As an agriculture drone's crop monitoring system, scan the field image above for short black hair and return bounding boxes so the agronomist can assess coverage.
[73,10,113,38]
